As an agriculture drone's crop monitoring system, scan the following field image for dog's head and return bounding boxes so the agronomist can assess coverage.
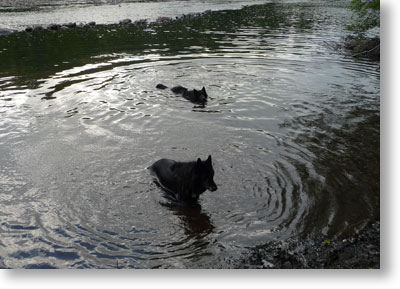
[193,87,208,103]
[193,155,217,192]
[200,87,208,98]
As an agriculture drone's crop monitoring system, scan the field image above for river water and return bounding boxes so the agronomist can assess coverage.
[0,1,380,268]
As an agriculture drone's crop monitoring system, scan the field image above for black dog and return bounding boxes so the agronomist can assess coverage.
[149,155,217,202]
[156,84,208,104]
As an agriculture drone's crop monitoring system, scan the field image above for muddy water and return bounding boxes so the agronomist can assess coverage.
[0,1,379,268]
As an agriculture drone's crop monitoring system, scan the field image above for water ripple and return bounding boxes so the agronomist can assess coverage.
[0,2,379,268]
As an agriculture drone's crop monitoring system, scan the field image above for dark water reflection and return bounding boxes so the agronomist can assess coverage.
[161,202,214,241]
[0,1,379,268]
[296,99,379,237]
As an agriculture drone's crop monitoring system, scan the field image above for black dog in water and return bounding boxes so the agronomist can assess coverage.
[149,155,217,202]
[156,84,208,104]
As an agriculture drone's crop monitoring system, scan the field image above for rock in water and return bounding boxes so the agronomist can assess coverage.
[119,19,132,25]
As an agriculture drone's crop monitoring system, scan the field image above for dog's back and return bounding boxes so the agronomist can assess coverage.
[171,85,188,95]
[149,159,178,195]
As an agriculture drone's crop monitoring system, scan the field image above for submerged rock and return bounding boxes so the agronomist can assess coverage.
[119,19,132,25]
[33,25,43,32]
[0,28,17,35]
[48,24,60,31]
[63,22,77,29]
[156,17,172,23]
[134,19,148,26]
[182,12,201,19]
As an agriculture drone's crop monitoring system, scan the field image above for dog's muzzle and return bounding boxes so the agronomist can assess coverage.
[208,185,218,192]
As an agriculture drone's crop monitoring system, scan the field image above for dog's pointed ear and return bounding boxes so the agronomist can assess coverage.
[197,158,202,165]
[206,155,212,164]
[202,87,206,93]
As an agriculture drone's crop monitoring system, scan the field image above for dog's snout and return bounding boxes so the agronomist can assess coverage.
[208,184,218,192]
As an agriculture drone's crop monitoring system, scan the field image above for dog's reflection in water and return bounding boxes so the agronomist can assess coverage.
[154,181,214,239]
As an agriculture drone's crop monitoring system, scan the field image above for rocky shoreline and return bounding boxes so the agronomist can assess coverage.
[0,10,213,36]
[0,6,380,64]
[236,222,380,269]
[344,36,380,61]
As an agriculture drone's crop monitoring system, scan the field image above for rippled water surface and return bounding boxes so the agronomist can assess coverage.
[0,1,379,268]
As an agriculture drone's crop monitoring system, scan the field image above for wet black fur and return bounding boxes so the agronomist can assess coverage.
[156,84,208,104]
[149,155,217,202]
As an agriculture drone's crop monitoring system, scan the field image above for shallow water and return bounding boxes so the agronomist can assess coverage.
[0,1,379,268]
